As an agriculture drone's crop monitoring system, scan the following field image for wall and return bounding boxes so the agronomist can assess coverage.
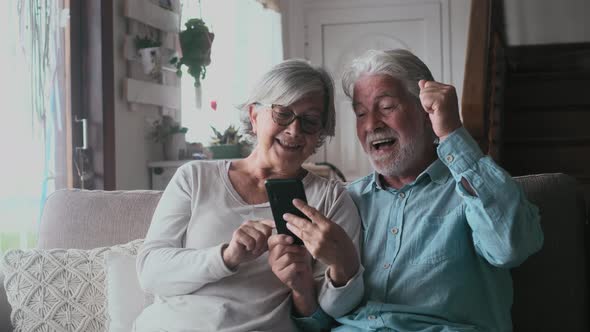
[111,0,162,190]
[282,0,471,107]
[504,0,590,45]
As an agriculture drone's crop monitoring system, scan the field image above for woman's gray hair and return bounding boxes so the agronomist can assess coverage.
[239,59,336,148]
[341,49,434,103]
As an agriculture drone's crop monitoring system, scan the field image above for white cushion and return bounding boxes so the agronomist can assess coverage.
[1,239,143,332]
[105,251,152,332]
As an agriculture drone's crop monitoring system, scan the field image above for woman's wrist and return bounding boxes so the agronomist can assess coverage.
[291,289,318,317]
[221,244,239,270]
[328,258,359,287]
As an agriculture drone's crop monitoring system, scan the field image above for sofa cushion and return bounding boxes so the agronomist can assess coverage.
[105,251,152,332]
[38,189,161,250]
[1,239,143,332]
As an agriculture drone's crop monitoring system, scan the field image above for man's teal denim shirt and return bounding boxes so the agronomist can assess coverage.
[334,127,543,332]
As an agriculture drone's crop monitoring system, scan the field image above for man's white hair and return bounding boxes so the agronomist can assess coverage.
[341,49,434,103]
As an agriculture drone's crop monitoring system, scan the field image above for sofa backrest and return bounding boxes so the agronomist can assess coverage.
[37,189,163,249]
[512,173,588,331]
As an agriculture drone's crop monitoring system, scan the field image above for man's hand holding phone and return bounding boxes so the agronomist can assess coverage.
[222,219,275,270]
[284,199,360,287]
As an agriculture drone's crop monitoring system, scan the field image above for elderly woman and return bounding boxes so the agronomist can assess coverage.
[134,59,363,332]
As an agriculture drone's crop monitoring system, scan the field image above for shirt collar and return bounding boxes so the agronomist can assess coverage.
[422,159,450,185]
[360,159,449,195]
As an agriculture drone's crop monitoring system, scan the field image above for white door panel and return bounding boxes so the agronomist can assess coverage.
[304,1,450,181]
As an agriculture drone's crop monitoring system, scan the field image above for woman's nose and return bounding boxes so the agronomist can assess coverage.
[284,117,303,136]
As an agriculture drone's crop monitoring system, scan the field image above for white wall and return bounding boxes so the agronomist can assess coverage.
[504,0,590,45]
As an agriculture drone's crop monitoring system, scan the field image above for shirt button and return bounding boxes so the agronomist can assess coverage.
[391,227,399,235]
[445,154,454,163]
[399,192,406,198]
[368,315,376,320]
[383,263,391,269]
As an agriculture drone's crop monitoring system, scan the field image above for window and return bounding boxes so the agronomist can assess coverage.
[179,0,283,145]
[0,1,66,253]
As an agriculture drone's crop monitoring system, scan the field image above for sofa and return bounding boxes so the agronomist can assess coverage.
[0,173,587,331]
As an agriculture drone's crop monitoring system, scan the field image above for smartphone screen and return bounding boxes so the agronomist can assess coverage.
[265,178,310,245]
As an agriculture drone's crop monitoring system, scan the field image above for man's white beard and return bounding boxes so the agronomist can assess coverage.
[368,125,430,178]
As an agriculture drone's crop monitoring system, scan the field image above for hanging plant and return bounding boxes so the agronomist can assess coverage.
[171,18,214,87]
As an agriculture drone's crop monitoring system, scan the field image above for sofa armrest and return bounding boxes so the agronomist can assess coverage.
[0,271,12,331]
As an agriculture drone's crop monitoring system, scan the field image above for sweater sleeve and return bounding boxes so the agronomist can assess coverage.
[437,127,544,268]
[136,164,236,296]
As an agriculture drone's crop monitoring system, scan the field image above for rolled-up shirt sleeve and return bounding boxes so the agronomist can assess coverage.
[437,127,543,268]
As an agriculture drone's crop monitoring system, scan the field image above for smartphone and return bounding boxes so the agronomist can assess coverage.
[265,178,310,245]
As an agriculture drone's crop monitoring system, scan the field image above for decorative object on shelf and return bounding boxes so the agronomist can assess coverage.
[148,115,189,160]
[157,0,173,10]
[171,18,214,87]
[135,35,162,77]
[208,125,248,159]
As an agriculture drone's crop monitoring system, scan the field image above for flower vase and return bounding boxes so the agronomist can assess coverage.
[164,133,187,161]
[195,85,202,108]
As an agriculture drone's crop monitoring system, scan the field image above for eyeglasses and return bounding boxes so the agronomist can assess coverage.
[257,103,324,134]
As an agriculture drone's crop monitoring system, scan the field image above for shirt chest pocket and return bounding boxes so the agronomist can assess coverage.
[407,208,468,265]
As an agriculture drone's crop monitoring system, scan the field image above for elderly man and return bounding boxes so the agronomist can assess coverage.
[331,49,544,331]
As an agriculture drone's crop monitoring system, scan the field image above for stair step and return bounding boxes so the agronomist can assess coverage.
[502,144,590,176]
[509,71,590,80]
[503,137,590,146]
[504,76,590,107]
[507,43,590,72]
[503,109,590,138]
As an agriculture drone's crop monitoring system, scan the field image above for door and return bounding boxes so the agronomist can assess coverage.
[304,1,451,181]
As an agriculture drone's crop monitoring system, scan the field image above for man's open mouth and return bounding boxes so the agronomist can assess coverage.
[371,138,397,151]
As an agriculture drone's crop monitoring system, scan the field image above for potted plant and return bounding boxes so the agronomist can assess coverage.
[135,35,162,76]
[148,115,189,160]
[208,125,247,159]
[171,18,214,87]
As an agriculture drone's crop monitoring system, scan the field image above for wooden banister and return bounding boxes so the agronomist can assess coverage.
[461,0,507,160]
[461,0,491,151]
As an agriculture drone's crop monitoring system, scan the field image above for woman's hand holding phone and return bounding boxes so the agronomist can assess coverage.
[284,199,360,287]
[222,219,275,270]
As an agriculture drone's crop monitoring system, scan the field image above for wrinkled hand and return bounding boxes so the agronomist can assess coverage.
[268,234,317,316]
[222,219,275,270]
[267,234,315,293]
[418,80,462,140]
[285,199,359,286]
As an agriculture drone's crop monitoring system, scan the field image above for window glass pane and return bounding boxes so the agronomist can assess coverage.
[180,0,283,146]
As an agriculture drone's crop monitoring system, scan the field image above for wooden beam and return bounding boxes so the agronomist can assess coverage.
[461,0,491,145]
[125,78,181,110]
[124,0,180,32]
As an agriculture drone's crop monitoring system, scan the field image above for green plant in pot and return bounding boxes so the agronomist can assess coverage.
[171,18,214,87]
[208,125,247,159]
[135,35,163,76]
[148,115,189,160]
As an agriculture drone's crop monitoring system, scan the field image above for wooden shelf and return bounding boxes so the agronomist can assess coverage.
[125,78,181,110]
[125,0,180,32]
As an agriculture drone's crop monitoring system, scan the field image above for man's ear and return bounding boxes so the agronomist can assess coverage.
[249,104,258,134]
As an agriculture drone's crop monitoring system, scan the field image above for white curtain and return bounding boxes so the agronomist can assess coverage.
[0,0,65,253]
[180,0,283,146]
